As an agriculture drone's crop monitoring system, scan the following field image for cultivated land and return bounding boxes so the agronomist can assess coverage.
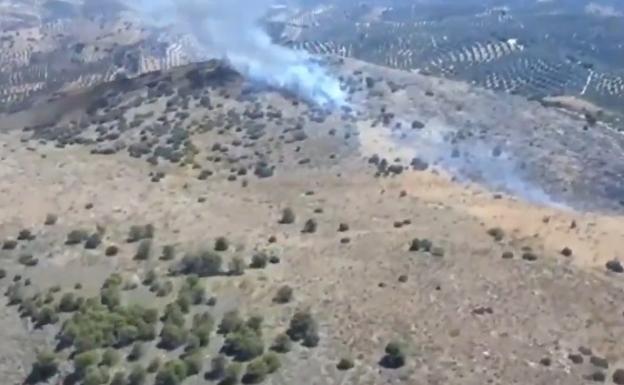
[0,57,624,385]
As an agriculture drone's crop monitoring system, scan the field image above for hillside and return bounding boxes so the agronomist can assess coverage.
[0,57,623,385]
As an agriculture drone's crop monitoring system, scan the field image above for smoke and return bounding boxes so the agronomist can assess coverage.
[129,0,345,107]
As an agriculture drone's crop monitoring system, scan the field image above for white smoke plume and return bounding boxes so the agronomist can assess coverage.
[129,0,345,107]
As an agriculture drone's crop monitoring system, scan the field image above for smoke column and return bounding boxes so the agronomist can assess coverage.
[129,0,345,107]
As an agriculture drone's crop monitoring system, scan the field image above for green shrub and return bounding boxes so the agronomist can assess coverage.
[279,208,295,224]
[179,250,222,276]
[2,239,17,250]
[487,227,505,241]
[272,286,293,304]
[147,357,162,373]
[127,224,155,243]
[30,350,58,382]
[128,342,145,362]
[270,333,291,353]
[162,302,186,326]
[0,269,6,279]
[219,310,244,335]
[229,256,246,276]
[134,240,152,260]
[182,351,203,375]
[262,353,280,373]
[380,341,406,369]
[18,254,38,267]
[191,311,214,346]
[286,310,318,346]
[155,360,188,385]
[161,245,176,260]
[83,366,110,385]
[250,252,268,269]
[207,355,227,380]
[243,358,268,383]
[246,315,264,334]
[127,365,147,385]
[100,286,121,310]
[84,233,102,249]
[44,213,58,226]
[143,269,158,286]
[110,371,126,385]
[101,348,121,367]
[301,219,317,234]
[221,363,242,385]
[223,326,264,361]
[215,236,229,251]
[66,229,88,245]
[74,350,100,375]
[105,245,119,257]
[160,322,188,350]
[337,358,354,370]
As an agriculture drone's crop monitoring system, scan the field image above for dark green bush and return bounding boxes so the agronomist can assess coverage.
[83,366,110,385]
[159,322,188,350]
[44,213,58,226]
[215,236,230,252]
[270,333,291,353]
[221,363,242,385]
[223,326,265,361]
[128,342,145,362]
[127,365,147,385]
[74,350,100,375]
[272,286,293,304]
[207,355,227,380]
[286,310,318,346]
[84,233,102,249]
[2,239,17,250]
[147,357,162,373]
[182,351,203,375]
[161,245,176,261]
[219,310,244,335]
[229,256,246,276]
[242,358,268,383]
[105,245,119,257]
[191,311,214,346]
[18,254,38,267]
[110,371,126,385]
[127,224,155,243]
[134,240,152,260]
[101,348,121,367]
[30,350,58,382]
[155,360,188,385]
[380,341,406,369]
[250,252,268,269]
[279,208,295,224]
[262,353,280,374]
[179,250,222,276]
[66,229,88,245]
[337,358,354,370]
[301,219,317,234]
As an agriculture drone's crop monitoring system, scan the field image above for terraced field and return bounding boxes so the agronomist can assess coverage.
[276,1,624,115]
